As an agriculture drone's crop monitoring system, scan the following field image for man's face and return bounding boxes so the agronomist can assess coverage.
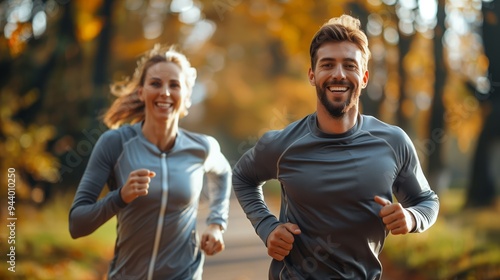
[308,41,369,119]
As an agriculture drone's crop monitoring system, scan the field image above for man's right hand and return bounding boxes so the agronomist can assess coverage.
[266,223,301,261]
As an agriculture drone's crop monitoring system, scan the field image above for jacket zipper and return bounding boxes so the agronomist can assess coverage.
[147,152,168,280]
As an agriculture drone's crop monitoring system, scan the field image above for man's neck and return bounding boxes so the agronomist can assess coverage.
[316,108,358,134]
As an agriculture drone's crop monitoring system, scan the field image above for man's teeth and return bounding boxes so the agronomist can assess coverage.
[328,86,348,92]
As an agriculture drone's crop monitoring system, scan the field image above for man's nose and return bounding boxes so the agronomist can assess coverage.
[331,65,346,80]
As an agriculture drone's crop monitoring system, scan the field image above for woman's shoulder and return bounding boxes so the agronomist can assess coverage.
[97,123,139,145]
[179,129,220,150]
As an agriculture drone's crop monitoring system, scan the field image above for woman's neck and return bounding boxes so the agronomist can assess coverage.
[141,118,178,152]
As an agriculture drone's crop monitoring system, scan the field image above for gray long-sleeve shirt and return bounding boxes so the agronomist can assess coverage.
[233,113,439,280]
[69,122,231,280]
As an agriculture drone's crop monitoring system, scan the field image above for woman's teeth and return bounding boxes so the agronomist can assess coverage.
[156,102,172,108]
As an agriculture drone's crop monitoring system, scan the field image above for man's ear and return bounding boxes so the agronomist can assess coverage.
[308,68,315,86]
[362,69,369,88]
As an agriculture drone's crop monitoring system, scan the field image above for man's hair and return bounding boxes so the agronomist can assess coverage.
[309,15,371,71]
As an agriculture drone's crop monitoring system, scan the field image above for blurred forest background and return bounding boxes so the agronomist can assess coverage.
[0,0,499,279]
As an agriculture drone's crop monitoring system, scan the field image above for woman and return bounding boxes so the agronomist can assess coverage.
[69,44,231,280]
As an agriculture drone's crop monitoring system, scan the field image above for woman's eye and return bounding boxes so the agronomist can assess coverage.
[151,81,162,87]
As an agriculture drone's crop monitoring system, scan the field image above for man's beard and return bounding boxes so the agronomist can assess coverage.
[316,84,353,119]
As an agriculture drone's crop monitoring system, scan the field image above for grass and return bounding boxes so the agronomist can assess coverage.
[382,189,500,280]
[1,192,117,280]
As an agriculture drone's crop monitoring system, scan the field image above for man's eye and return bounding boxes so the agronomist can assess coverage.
[151,81,162,87]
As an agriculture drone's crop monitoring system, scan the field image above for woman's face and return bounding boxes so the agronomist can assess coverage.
[138,61,190,123]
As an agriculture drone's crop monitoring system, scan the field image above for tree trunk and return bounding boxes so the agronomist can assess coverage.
[465,1,500,208]
[90,0,115,120]
[426,0,447,194]
[396,34,412,133]
[13,1,79,124]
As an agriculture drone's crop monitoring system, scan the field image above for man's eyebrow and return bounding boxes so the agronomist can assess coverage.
[343,58,359,64]
[318,57,359,64]
[318,57,335,62]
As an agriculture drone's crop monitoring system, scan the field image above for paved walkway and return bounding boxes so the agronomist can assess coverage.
[197,194,278,280]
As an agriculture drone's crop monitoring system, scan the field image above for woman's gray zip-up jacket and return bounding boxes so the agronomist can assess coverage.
[69,122,231,280]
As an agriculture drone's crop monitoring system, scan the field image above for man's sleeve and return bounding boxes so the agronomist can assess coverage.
[392,130,440,233]
[232,131,282,244]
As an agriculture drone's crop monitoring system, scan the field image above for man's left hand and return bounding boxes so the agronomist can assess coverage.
[374,195,415,235]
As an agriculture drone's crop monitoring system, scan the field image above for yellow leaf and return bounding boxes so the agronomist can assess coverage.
[77,17,103,42]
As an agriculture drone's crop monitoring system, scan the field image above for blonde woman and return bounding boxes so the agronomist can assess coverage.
[69,45,231,280]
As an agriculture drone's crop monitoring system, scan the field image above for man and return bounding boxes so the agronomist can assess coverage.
[232,14,439,279]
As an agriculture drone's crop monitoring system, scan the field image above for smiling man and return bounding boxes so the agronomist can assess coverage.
[232,15,439,280]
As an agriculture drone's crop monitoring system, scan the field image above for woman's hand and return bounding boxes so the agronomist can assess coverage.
[201,224,225,256]
[120,169,156,204]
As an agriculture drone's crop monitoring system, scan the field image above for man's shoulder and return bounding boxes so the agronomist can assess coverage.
[259,114,312,145]
[360,115,411,147]
[361,115,406,135]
